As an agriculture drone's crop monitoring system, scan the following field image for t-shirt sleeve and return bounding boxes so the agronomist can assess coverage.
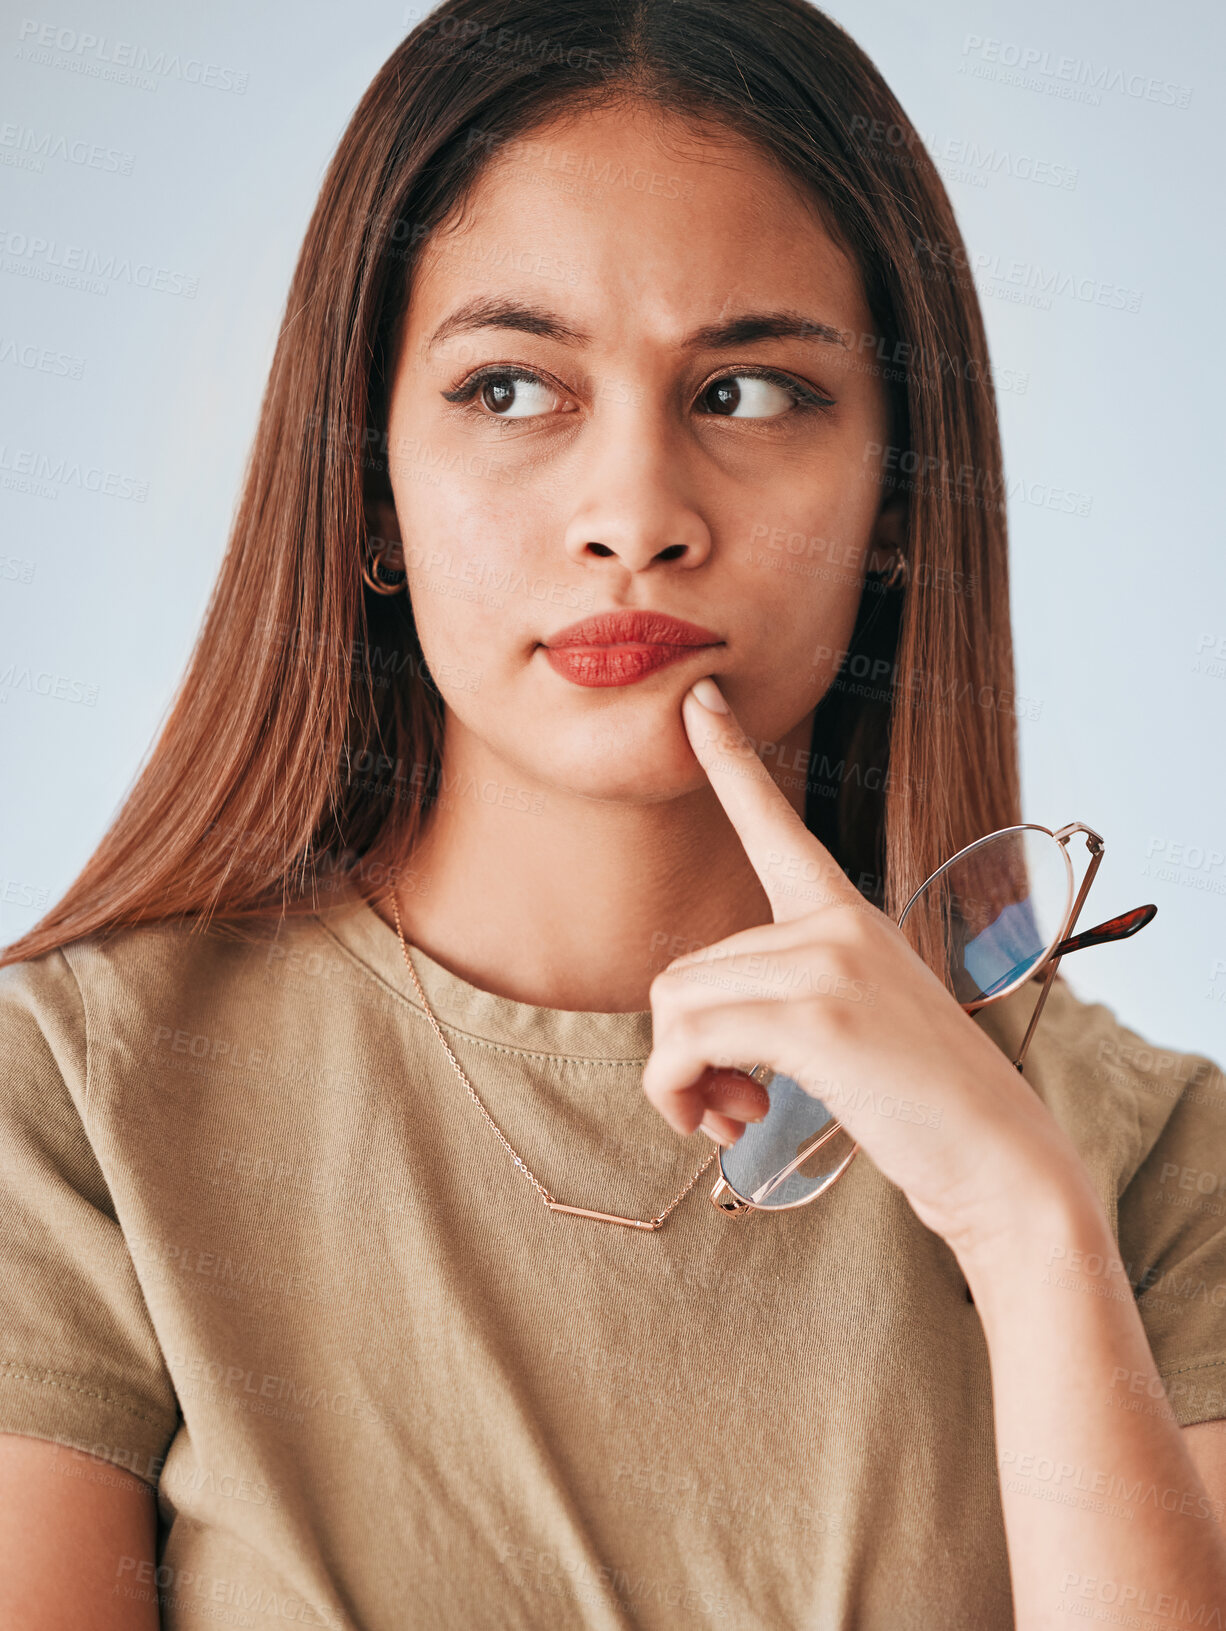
[1114,1031,1226,1428]
[0,947,179,1486]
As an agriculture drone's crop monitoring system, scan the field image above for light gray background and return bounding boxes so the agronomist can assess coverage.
[1,0,1222,1062]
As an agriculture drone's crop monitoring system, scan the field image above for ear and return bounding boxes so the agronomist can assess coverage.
[865,490,907,575]
[365,489,405,575]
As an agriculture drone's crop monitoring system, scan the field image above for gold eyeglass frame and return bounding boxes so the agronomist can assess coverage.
[709,821,1156,1217]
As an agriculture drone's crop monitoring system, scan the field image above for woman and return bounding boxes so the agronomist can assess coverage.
[1,1,1224,1625]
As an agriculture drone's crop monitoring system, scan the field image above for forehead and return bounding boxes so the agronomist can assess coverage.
[402,100,871,346]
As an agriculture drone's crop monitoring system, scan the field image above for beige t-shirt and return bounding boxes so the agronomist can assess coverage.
[1,879,1224,1630]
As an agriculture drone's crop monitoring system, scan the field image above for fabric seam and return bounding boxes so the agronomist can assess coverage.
[0,1361,166,1426]
[1121,1066,1144,1195]
[57,942,91,1119]
[314,915,652,1066]
[44,944,184,1425]
[1159,1357,1226,1382]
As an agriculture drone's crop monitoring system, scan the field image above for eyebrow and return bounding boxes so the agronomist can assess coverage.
[422,297,850,354]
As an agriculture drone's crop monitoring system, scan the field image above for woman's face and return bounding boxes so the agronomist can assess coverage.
[378,99,896,806]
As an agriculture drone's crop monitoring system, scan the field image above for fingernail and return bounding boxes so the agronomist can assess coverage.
[689,677,728,714]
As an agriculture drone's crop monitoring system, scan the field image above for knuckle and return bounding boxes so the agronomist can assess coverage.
[822,997,857,1038]
[827,901,873,937]
[796,993,827,1029]
[648,967,680,1006]
[668,1005,706,1050]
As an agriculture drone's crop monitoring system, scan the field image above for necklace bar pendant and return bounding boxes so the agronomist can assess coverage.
[545,1200,660,1230]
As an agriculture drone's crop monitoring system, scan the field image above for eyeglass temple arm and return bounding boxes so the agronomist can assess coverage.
[1051,903,1156,959]
[1009,835,1108,1072]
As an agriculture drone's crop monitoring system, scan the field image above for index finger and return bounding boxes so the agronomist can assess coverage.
[682,676,861,923]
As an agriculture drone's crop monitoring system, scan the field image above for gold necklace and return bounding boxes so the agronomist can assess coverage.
[387,890,718,1231]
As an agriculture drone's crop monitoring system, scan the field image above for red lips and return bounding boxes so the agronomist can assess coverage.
[542,610,724,688]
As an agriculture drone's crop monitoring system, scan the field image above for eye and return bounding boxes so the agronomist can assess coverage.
[697,368,835,419]
[441,363,835,423]
[442,367,571,420]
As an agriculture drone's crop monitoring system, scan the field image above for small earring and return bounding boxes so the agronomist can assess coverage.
[361,537,406,596]
[867,545,908,591]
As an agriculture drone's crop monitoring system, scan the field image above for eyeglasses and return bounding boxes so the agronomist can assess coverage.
[709,822,1156,1216]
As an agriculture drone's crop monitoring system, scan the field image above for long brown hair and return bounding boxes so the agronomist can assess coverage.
[1,0,1019,970]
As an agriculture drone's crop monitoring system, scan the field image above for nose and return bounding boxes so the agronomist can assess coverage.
[560,406,713,572]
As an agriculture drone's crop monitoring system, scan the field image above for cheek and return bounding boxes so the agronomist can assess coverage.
[732,453,883,680]
[392,477,542,662]
[738,543,864,683]
[403,565,503,679]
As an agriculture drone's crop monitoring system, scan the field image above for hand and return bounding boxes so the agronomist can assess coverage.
[640,677,1094,1262]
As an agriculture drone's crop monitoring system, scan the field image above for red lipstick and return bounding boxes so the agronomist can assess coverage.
[542,610,724,689]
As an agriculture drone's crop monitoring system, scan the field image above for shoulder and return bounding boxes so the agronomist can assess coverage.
[977,971,1224,1208]
[0,906,336,1113]
[0,943,87,1081]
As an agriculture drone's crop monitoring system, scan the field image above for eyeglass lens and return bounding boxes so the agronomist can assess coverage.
[718,828,1071,1209]
[896,828,1070,1004]
[718,1066,857,1210]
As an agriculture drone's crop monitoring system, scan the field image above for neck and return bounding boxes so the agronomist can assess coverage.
[369,709,817,1013]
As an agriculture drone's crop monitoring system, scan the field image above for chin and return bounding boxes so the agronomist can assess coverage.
[530,716,712,805]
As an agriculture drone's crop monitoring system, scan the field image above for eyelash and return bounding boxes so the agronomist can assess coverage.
[441,364,836,420]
